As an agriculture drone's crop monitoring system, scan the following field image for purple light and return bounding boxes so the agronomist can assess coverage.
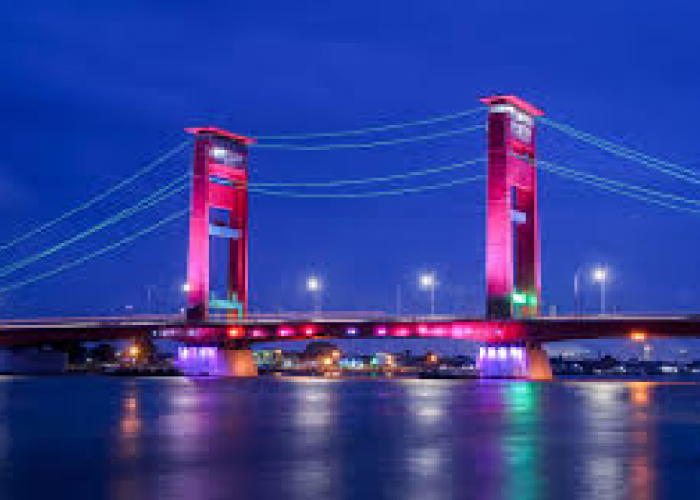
[376,326,387,336]
[347,327,358,336]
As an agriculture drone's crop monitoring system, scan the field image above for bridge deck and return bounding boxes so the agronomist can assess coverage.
[0,315,699,347]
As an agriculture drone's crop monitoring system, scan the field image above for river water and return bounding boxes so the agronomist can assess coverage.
[0,375,699,499]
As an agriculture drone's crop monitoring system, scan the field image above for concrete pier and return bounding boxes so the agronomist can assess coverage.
[477,343,553,380]
[176,345,258,377]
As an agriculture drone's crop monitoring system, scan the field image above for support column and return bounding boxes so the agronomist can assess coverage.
[185,127,255,322]
[176,345,258,377]
[477,343,552,380]
[481,95,543,319]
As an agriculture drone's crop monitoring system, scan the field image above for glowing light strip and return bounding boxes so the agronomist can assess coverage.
[251,107,485,140]
[0,140,191,252]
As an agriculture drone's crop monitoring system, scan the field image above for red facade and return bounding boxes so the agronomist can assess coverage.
[186,127,254,321]
[481,96,543,319]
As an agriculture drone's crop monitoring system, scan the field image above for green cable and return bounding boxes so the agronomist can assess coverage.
[0,139,191,252]
[540,118,700,186]
[539,161,700,216]
[254,124,486,151]
[0,209,189,294]
[248,174,485,198]
[252,107,485,140]
[250,158,485,187]
[538,159,700,207]
[0,175,189,278]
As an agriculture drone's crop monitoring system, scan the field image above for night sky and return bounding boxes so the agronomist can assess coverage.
[2,1,700,356]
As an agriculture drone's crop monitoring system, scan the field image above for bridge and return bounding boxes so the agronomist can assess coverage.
[1,95,699,379]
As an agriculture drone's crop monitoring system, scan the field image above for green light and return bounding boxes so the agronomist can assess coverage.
[512,292,527,305]
[528,295,538,306]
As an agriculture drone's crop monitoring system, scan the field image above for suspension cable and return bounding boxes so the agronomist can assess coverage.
[0,209,189,294]
[248,175,485,198]
[0,139,191,252]
[254,124,485,151]
[249,157,485,187]
[540,118,700,185]
[0,175,189,279]
[252,107,485,140]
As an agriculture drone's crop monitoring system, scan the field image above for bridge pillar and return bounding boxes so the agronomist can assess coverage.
[176,344,258,377]
[481,96,544,319]
[477,343,552,380]
[185,127,256,322]
[0,348,68,374]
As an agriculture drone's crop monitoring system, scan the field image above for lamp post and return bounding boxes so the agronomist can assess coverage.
[574,268,583,316]
[419,273,437,317]
[307,276,322,316]
[592,266,608,315]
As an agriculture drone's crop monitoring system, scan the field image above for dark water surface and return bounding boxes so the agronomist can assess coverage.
[1,375,699,499]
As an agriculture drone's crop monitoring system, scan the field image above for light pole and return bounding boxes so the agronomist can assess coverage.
[307,276,322,316]
[592,266,608,315]
[419,273,437,317]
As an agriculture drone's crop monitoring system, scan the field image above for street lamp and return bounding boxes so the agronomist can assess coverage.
[419,272,437,317]
[307,276,322,315]
[182,282,191,293]
[591,266,608,314]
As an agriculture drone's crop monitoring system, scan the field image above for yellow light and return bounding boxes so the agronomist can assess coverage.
[128,345,140,357]
[630,331,646,342]
[323,357,332,366]
[332,350,341,359]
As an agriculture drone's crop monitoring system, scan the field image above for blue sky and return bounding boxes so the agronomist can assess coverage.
[2,1,700,354]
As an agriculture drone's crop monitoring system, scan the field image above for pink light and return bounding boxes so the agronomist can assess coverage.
[278,326,293,337]
[418,325,428,336]
[303,325,316,336]
[393,326,409,337]
[251,329,265,338]
[375,326,387,336]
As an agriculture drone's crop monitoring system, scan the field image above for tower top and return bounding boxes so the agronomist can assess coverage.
[480,95,544,117]
[185,126,256,145]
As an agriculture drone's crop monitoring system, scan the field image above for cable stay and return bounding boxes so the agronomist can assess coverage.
[0,208,189,295]
[248,175,484,198]
[249,157,485,187]
[0,175,189,279]
[251,107,485,140]
[538,158,700,216]
[0,139,191,253]
[254,124,485,151]
[540,117,700,186]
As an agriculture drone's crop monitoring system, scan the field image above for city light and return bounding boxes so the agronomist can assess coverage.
[592,267,608,283]
[512,292,527,304]
[182,282,191,292]
[228,327,242,338]
[128,345,140,358]
[630,331,646,342]
[419,273,436,289]
[306,276,321,292]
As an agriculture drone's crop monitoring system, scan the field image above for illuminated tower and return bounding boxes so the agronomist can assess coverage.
[481,96,544,319]
[185,127,255,322]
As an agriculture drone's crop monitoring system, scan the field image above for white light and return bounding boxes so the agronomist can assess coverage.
[182,282,191,292]
[592,267,608,283]
[307,276,321,292]
[209,147,229,160]
[419,273,436,289]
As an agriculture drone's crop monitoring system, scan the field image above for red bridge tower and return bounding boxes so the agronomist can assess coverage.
[481,96,544,319]
[185,127,255,322]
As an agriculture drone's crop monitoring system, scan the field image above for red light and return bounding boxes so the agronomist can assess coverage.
[228,327,242,338]
[394,327,409,337]
[417,325,428,335]
[303,325,316,336]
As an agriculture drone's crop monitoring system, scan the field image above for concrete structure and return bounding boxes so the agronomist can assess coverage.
[185,127,255,322]
[481,96,543,320]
